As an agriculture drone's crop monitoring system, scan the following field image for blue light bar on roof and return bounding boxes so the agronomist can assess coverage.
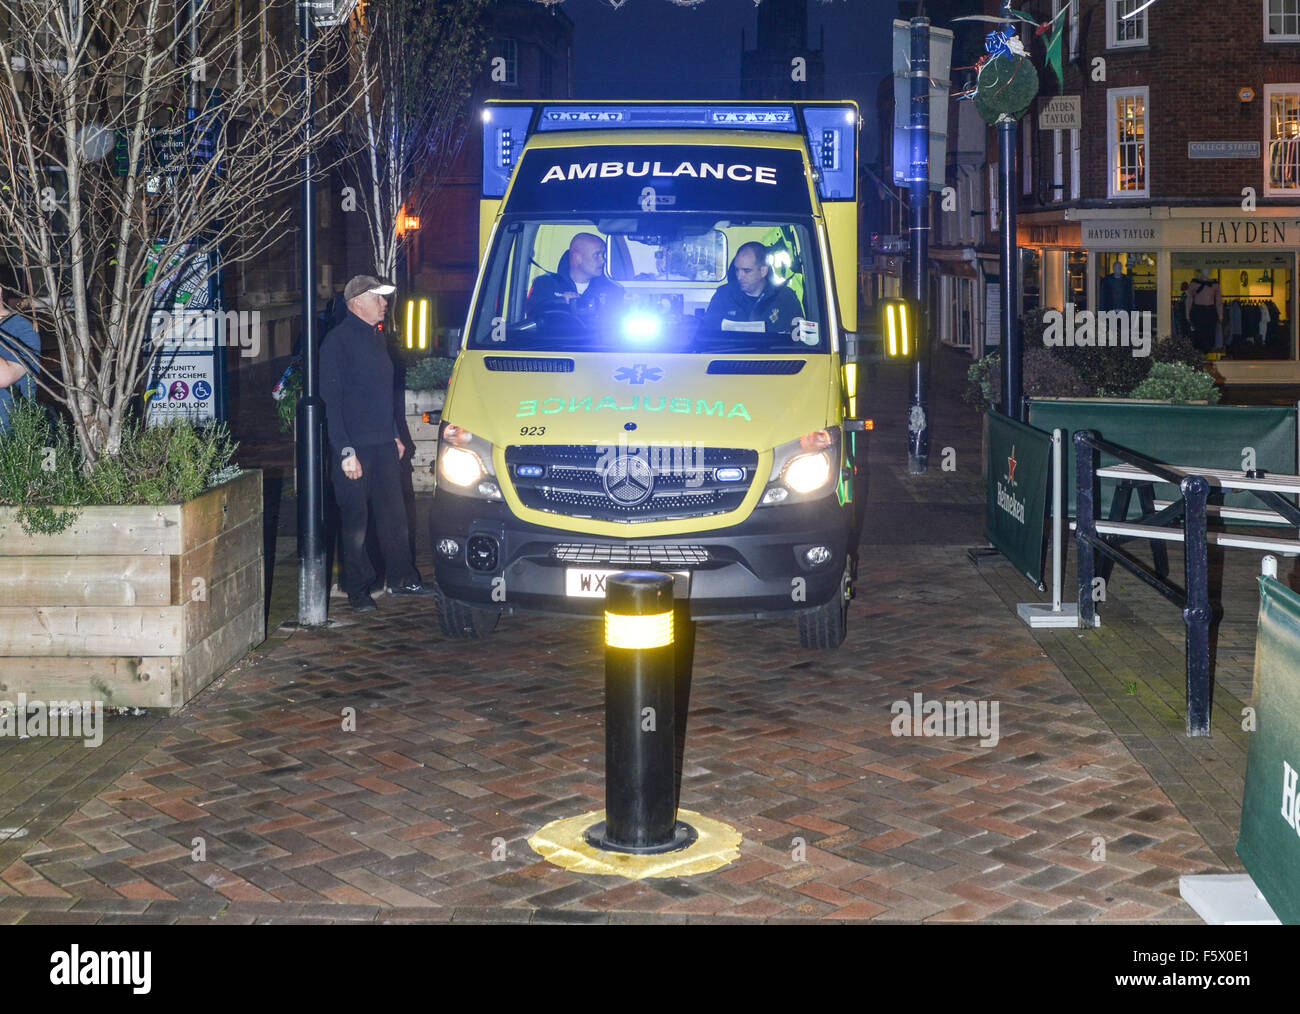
[535,105,798,132]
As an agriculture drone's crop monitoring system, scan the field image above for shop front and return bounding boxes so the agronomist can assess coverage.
[1015,216,1086,321]
[1068,208,1300,384]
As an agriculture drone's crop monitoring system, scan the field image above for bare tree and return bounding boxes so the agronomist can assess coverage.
[0,0,354,468]
[344,0,488,282]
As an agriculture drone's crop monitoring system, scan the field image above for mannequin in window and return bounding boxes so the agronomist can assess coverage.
[1184,269,1222,352]
[1099,260,1135,312]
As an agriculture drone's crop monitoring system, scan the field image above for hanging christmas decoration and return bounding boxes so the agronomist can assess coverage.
[966,23,1039,125]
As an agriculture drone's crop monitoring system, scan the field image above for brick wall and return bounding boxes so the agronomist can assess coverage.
[1011,0,1300,207]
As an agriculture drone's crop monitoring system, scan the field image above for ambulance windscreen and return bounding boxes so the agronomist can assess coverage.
[468,214,827,354]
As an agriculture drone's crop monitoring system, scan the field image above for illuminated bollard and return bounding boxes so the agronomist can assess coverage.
[585,572,696,854]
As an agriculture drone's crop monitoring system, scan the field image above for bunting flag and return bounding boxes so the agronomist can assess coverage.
[1039,4,1071,91]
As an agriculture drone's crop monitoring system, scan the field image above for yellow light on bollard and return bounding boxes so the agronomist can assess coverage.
[880,298,913,359]
[405,299,415,350]
[604,609,674,650]
[418,298,429,350]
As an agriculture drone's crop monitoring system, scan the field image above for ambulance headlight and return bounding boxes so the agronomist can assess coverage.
[783,451,833,493]
[621,313,662,342]
[437,421,498,497]
[440,446,486,488]
[760,427,841,504]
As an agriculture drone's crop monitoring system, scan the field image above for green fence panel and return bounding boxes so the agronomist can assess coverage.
[1026,399,1296,521]
[1236,575,1300,925]
[985,412,1052,587]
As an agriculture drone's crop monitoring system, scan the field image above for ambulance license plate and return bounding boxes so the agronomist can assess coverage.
[564,569,689,598]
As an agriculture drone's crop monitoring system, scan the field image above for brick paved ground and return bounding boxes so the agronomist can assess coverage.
[0,350,1242,923]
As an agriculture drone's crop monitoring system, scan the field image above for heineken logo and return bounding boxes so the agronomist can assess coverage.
[1006,446,1018,485]
[1283,760,1299,837]
[996,482,1026,524]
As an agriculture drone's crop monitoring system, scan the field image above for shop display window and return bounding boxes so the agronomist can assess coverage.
[1021,248,1041,315]
[1067,251,1088,311]
[1172,253,1293,361]
[1096,252,1157,315]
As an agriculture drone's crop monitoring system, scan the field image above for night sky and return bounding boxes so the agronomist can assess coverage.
[561,0,895,158]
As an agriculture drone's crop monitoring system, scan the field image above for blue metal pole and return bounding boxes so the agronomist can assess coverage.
[1181,475,1212,736]
[1075,431,1097,628]
[907,17,931,474]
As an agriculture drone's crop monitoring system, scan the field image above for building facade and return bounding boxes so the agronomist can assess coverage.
[1015,0,1300,384]
[740,0,825,101]
[409,0,574,333]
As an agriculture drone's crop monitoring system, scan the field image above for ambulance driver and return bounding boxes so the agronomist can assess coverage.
[527,233,624,323]
[703,242,803,334]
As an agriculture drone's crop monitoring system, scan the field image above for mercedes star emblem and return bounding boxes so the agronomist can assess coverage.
[602,454,654,507]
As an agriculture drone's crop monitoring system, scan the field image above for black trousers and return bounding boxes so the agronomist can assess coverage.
[330,442,418,596]
[1189,305,1218,351]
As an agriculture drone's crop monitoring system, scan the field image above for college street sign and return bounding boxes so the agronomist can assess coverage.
[1188,141,1261,159]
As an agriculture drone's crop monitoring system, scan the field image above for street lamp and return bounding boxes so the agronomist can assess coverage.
[296,0,358,627]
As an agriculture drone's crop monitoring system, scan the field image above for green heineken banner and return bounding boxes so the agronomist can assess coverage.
[985,412,1052,587]
[1237,574,1300,924]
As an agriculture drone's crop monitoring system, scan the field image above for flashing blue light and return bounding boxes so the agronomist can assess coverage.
[481,106,532,198]
[621,313,662,342]
[716,467,745,483]
[802,106,857,201]
[516,464,543,478]
[535,104,799,133]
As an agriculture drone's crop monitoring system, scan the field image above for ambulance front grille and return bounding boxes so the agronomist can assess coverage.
[551,544,711,565]
[505,444,757,522]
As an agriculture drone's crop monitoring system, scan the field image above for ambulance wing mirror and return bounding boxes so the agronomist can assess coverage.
[839,331,868,430]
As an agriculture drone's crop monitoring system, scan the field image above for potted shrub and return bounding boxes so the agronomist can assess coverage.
[967,312,1222,474]
[0,400,260,711]
[0,1,350,709]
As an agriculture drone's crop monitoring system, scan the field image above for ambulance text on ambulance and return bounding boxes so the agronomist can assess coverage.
[517,395,751,420]
[540,161,778,184]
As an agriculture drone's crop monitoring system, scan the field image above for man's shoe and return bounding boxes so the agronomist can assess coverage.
[348,592,377,613]
[387,581,437,597]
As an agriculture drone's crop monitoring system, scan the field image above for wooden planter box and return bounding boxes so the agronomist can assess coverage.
[0,470,264,711]
[404,389,444,493]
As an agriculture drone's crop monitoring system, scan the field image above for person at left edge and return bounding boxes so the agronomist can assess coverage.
[320,274,435,612]
[0,286,41,433]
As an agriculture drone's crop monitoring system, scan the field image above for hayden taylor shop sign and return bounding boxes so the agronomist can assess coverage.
[1080,217,1300,249]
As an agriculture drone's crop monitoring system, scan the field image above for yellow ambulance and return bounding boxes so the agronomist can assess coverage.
[430,101,867,648]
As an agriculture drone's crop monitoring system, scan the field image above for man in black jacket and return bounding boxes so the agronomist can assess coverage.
[526,233,623,322]
[703,242,804,334]
[320,274,433,612]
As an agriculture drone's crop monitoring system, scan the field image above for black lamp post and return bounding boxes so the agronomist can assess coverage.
[296,0,357,626]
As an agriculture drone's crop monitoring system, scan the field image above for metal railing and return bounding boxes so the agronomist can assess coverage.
[1074,431,1213,736]
[1074,429,1300,735]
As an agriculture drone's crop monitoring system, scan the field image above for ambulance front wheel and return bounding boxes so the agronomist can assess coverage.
[434,586,500,640]
[797,558,850,650]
